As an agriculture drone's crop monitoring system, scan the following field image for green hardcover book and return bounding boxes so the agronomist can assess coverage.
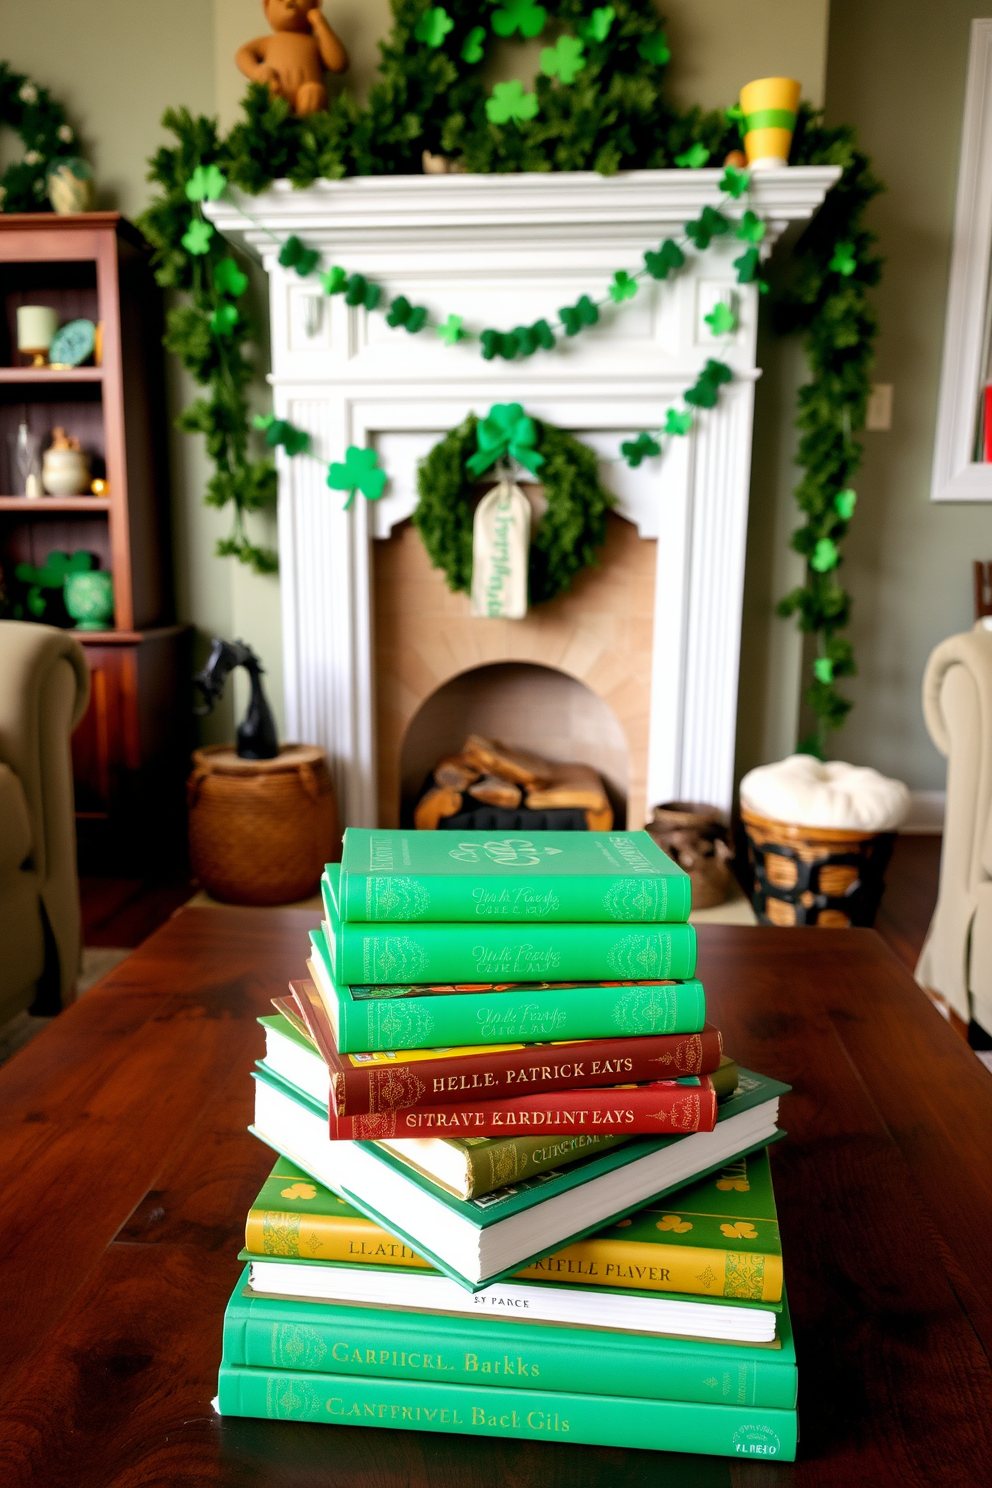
[222,1267,797,1409]
[320,874,698,986]
[250,1061,788,1289]
[309,930,706,1054]
[216,1358,797,1460]
[337,828,692,924]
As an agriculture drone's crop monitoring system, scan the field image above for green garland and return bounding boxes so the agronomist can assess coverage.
[775,106,883,753]
[135,4,882,747]
[413,414,614,604]
[0,61,84,211]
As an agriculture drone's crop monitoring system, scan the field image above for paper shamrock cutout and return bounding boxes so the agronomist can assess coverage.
[344,273,381,310]
[735,209,766,245]
[321,265,347,295]
[279,235,320,278]
[609,270,638,303]
[386,295,428,332]
[327,446,387,507]
[834,487,857,520]
[414,6,454,46]
[638,32,670,65]
[579,6,615,43]
[675,142,710,169]
[644,239,685,280]
[656,1214,693,1233]
[491,0,547,39]
[559,294,599,336]
[813,656,834,683]
[621,432,661,467]
[437,313,464,346]
[461,25,486,63]
[720,165,749,199]
[684,358,733,409]
[181,218,214,256]
[734,245,761,285]
[664,408,693,436]
[210,303,239,335]
[720,1221,758,1239]
[213,257,248,298]
[829,240,857,276]
[540,35,586,85]
[280,1182,317,1200]
[184,163,227,202]
[486,79,539,124]
[15,550,93,618]
[811,537,839,572]
[254,413,310,456]
[685,206,730,249]
[704,300,737,337]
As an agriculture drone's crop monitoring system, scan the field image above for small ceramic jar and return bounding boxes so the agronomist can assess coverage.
[64,570,114,630]
[42,446,91,496]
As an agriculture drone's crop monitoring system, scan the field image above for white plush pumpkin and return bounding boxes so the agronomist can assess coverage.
[740,754,911,832]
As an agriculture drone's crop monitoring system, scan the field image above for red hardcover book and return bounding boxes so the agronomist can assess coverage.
[327,1077,718,1140]
[285,979,723,1116]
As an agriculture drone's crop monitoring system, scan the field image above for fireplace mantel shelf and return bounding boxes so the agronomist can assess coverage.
[211,168,840,828]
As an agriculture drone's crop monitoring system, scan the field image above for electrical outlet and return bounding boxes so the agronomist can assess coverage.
[866,383,893,431]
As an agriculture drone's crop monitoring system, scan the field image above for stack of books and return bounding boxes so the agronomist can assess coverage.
[216,829,797,1462]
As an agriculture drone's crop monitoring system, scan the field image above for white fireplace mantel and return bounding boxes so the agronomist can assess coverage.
[208,167,839,826]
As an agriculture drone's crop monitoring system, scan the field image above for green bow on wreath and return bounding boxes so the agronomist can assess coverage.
[466,403,545,477]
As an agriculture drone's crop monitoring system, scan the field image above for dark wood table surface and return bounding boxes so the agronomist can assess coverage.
[1,908,990,1488]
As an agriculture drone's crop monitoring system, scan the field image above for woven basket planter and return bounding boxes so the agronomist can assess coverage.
[741,805,895,928]
[187,744,340,906]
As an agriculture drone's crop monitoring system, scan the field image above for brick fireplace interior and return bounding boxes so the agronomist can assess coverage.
[373,507,656,830]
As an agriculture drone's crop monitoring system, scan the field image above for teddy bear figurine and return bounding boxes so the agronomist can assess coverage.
[235,0,348,116]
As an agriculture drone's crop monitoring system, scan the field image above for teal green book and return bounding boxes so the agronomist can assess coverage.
[222,1268,797,1409]
[308,929,706,1053]
[320,879,698,988]
[216,1357,797,1459]
[337,828,691,924]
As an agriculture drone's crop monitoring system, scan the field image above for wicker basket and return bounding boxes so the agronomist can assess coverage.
[187,744,340,906]
[741,804,895,928]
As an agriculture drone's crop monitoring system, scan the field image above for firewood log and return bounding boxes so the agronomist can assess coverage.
[413,786,463,830]
[434,755,480,791]
[461,734,551,788]
[467,774,522,808]
[526,763,610,812]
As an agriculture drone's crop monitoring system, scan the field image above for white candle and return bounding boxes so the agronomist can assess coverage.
[16,305,58,354]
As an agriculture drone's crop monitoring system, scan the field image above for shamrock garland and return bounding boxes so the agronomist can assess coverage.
[413,411,615,605]
[0,61,84,211]
[138,7,882,749]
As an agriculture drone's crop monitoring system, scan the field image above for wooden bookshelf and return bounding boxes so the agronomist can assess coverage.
[0,213,190,869]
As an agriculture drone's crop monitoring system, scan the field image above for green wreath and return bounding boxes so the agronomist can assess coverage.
[413,414,615,605]
[0,62,82,211]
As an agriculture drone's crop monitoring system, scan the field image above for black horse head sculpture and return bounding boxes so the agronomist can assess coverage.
[194,638,279,760]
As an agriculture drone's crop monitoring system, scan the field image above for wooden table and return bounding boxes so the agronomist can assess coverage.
[1,910,990,1487]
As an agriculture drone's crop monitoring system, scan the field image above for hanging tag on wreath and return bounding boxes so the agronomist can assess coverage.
[471,478,531,619]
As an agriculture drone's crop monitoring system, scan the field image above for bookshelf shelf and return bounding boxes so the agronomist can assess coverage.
[0,211,188,869]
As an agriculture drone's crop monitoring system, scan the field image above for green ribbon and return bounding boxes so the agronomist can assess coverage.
[466,403,545,477]
[743,108,796,132]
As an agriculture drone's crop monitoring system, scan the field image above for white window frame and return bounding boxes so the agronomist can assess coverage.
[932,19,992,502]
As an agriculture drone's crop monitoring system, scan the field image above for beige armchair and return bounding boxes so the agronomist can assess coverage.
[916,622,992,1034]
[0,621,90,1023]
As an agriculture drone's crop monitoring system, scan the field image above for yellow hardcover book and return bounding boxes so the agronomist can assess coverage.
[244,1165,433,1270]
[514,1148,782,1302]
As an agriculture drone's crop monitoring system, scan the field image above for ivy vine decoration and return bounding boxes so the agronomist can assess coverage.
[413,409,615,605]
[0,61,83,211]
[774,105,883,755]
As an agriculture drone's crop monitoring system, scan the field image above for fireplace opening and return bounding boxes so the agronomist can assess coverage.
[398,661,629,829]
